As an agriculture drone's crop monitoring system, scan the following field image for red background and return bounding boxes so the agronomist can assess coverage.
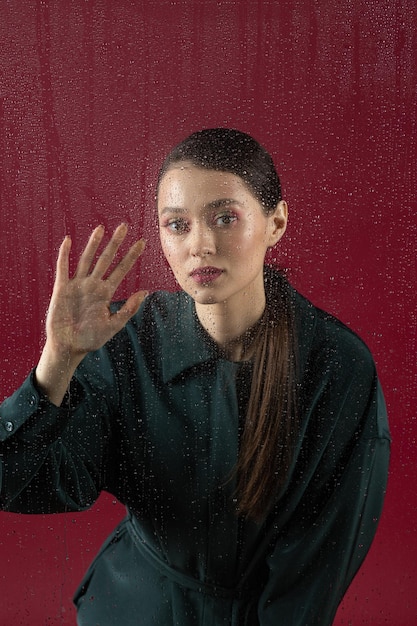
[0,1,416,623]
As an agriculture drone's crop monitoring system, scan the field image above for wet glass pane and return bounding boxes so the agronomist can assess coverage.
[0,1,415,623]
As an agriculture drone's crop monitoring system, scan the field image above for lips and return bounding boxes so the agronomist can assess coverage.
[190,266,224,284]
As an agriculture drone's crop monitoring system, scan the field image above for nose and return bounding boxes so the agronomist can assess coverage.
[189,223,216,257]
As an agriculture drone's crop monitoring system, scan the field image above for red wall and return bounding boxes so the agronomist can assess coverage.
[0,1,415,623]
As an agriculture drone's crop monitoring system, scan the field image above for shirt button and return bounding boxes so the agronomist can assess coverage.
[29,395,36,406]
[4,421,14,433]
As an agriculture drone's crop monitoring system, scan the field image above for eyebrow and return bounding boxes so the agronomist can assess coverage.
[205,198,241,210]
[159,198,242,216]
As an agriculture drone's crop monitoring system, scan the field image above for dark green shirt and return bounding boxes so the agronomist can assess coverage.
[0,273,390,625]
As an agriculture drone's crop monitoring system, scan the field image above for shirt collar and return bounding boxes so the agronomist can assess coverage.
[157,269,317,384]
[160,292,220,383]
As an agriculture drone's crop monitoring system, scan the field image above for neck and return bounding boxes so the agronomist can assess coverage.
[195,294,266,361]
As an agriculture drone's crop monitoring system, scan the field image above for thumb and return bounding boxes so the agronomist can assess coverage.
[115,290,149,324]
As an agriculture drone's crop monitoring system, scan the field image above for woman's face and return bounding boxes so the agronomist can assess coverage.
[157,162,287,309]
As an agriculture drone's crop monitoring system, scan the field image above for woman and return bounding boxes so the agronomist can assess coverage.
[0,129,390,625]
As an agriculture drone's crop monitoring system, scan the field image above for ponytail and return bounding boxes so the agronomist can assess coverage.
[235,269,298,522]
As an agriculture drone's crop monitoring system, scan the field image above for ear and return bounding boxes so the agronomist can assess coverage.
[267,200,288,246]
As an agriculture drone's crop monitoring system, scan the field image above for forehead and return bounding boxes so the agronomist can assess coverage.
[157,162,257,209]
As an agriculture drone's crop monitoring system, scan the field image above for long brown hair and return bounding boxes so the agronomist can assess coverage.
[158,129,299,522]
[235,267,298,521]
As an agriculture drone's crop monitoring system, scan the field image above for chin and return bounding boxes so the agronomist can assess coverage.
[191,293,218,305]
[182,286,219,305]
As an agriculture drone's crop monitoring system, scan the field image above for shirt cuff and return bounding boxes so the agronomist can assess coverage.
[0,370,76,443]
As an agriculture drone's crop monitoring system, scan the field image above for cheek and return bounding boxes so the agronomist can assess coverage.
[159,232,171,261]
[160,234,181,265]
[232,228,264,253]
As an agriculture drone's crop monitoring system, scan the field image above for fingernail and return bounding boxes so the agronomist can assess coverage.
[134,239,146,251]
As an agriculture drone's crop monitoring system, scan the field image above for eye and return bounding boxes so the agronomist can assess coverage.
[165,218,190,234]
[214,212,238,227]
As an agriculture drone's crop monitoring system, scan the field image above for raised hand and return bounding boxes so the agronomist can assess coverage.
[36,224,147,406]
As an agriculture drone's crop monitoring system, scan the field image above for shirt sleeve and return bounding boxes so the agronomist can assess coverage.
[0,352,116,514]
[257,372,390,625]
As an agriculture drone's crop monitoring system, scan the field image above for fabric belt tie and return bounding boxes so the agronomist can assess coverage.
[126,510,247,601]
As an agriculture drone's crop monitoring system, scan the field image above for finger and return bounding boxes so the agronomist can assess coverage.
[55,235,72,285]
[105,239,146,292]
[119,290,149,318]
[90,223,130,279]
[75,225,106,277]
[108,290,149,333]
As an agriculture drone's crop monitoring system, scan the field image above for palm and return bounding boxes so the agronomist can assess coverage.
[46,224,146,356]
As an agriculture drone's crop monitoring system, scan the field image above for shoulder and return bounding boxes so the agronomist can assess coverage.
[271,274,389,442]
[303,297,374,378]
[307,298,373,365]
[111,290,190,330]
[266,267,375,381]
[129,289,191,331]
